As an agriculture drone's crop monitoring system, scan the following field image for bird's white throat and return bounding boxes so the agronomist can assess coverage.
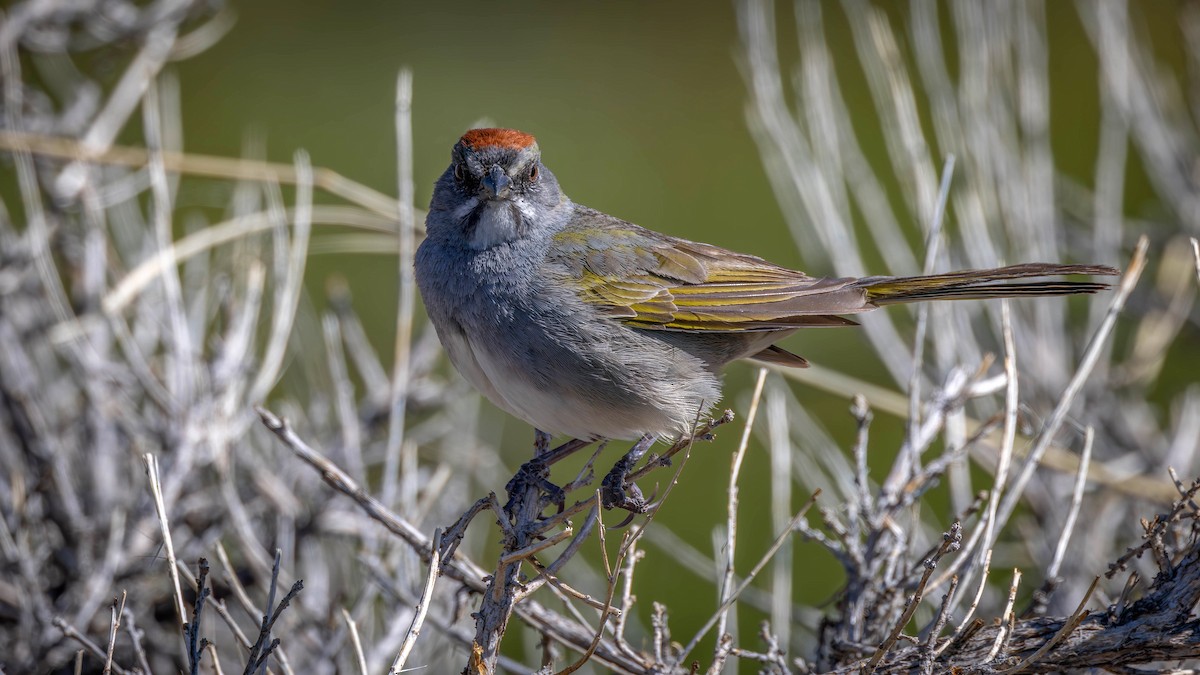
[455,198,536,250]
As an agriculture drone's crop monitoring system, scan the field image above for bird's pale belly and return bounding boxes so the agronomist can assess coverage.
[438,324,677,441]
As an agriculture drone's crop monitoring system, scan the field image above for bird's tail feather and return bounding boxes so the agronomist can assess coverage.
[859,263,1119,306]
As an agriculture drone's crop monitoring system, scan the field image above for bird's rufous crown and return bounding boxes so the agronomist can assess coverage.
[459,128,536,151]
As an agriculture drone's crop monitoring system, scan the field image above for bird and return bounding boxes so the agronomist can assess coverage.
[414,128,1117,476]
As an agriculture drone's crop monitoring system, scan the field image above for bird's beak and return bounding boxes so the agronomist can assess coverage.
[480,165,512,199]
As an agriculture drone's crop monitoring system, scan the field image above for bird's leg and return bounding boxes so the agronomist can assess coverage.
[600,433,657,515]
[534,429,553,455]
[538,437,594,464]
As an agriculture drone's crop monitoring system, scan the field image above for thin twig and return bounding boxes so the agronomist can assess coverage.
[102,591,126,675]
[121,609,153,675]
[390,528,441,674]
[207,644,226,675]
[919,574,958,674]
[185,559,211,675]
[500,527,575,566]
[987,569,1023,662]
[341,609,369,675]
[242,550,304,675]
[382,68,416,509]
[716,368,768,645]
[143,454,187,631]
[903,154,956,466]
[1046,428,1095,583]
[614,546,645,658]
[527,560,622,615]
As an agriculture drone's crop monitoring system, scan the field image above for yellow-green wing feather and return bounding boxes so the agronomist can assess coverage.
[550,215,867,332]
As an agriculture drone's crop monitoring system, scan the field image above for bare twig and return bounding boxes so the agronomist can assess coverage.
[341,608,369,675]
[919,574,958,674]
[102,592,126,675]
[715,368,768,645]
[382,68,416,509]
[986,569,1023,662]
[388,528,441,673]
[143,454,187,632]
[242,550,304,675]
[184,560,211,675]
[1046,428,1095,584]
[121,609,154,675]
[902,153,956,478]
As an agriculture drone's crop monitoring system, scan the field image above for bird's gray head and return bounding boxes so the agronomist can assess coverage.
[428,128,569,249]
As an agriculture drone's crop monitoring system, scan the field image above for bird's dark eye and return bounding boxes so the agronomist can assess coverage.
[528,164,539,182]
[453,163,465,182]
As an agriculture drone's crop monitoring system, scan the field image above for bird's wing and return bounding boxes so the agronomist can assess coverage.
[549,220,867,332]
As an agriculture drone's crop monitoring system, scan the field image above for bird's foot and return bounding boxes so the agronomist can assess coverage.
[600,434,657,521]
[503,458,566,516]
[504,434,599,518]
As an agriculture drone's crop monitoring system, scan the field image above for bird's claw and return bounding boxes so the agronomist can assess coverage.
[596,432,659,520]
[503,458,567,517]
[600,458,659,521]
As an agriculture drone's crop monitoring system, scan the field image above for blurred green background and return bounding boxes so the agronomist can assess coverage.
[167,0,1194,666]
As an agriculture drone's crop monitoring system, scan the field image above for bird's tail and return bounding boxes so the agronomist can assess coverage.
[857,263,1120,306]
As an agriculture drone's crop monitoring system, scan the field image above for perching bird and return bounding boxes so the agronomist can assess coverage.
[415,128,1116,450]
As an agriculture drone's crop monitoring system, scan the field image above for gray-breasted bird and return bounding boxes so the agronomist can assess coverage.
[415,128,1116,451]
